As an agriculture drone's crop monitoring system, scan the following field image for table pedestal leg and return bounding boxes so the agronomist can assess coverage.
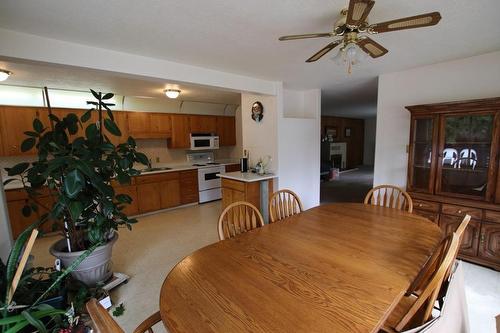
[260,180,269,224]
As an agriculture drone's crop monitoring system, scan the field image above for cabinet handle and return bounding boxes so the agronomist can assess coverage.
[480,233,485,244]
[457,210,462,214]
[418,204,423,207]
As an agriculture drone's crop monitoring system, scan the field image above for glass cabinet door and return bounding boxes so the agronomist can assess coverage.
[438,113,494,199]
[408,117,436,192]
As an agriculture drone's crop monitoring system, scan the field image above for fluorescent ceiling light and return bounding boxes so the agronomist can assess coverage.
[0,70,12,82]
[165,89,181,99]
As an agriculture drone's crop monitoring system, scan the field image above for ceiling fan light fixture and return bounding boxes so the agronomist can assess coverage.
[165,89,181,99]
[332,43,366,74]
[0,69,12,81]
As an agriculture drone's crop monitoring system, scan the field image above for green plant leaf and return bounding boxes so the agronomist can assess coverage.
[104,119,121,136]
[68,201,83,221]
[24,131,39,137]
[106,109,114,121]
[112,303,125,317]
[135,152,149,166]
[85,123,98,139]
[7,162,30,176]
[90,89,100,100]
[81,110,92,122]
[21,310,47,333]
[102,92,114,100]
[64,169,85,198]
[21,137,36,152]
[22,205,32,217]
[116,194,132,204]
[33,118,44,133]
[48,114,60,123]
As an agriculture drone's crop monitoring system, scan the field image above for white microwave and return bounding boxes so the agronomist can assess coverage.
[190,134,219,150]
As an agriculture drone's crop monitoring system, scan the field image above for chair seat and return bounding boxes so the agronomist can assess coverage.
[382,295,418,332]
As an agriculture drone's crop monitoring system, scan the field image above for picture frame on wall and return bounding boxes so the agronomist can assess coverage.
[344,127,351,137]
[325,126,337,141]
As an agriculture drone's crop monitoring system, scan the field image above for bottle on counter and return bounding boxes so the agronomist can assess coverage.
[240,150,249,173]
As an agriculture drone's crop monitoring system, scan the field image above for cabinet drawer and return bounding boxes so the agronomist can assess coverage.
[413,209,439,224]
[441,204,482,219]
[135,172,179,185]
[413,199,440,213]
[484,210,500,224]
[221,178,245,192]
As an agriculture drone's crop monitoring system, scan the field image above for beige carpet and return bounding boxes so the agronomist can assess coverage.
[31,200,500,333]
[31,201,221,333]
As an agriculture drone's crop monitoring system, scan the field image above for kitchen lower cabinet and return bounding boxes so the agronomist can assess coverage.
[221,178,273,211]
[160,179,181,208]
[114,184,139,216]
[179,170,199,204]
[6,189,55,239]
[136,183,162,213]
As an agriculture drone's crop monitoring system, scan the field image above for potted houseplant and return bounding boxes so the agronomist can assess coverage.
[4,89,148,286]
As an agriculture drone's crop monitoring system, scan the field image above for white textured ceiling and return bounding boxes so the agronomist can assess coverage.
[0,0,499,114]
[0,58,241,104]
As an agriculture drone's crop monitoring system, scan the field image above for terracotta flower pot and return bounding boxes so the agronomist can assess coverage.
[49,233,118,286]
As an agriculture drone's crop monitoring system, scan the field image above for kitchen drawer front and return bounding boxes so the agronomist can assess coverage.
[413,209,439,224]
[413,199,440,213]
[484,210,500,224]
[221,178,245,192]
[441,204,482,220]
[439,214,480,257]
[135,172,179,185]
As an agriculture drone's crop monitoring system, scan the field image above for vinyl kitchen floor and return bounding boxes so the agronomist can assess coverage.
[30,201,500,333]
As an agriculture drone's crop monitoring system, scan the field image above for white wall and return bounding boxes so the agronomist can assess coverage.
[240,93,278,172]
[363,117,376,166]
[279,89,321,209]
[375,50,500,187]
[0,178,13,262]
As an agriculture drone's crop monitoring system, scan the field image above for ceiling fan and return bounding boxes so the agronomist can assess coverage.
[278,0,441,68]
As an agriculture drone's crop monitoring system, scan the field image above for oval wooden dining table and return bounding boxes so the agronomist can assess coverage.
[159,203,442,333]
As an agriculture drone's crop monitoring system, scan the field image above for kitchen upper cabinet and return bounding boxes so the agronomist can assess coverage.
[169,114,191,149]
[0,106,45,156]
[189,115,217,134]
[217,116,236,146]
[128,112,171,139]
[107,111,129,145]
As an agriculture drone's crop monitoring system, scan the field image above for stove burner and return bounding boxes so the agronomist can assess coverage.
[207,162,221,165]
[192,163,207,166]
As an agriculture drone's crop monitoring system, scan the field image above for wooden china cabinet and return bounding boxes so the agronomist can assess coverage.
[406,97,500,271]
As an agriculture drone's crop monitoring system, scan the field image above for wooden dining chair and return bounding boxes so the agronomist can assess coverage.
[218,201,264,240]
[269,189,304,223]
[86,298,162,333]
[363,185,413,213]
[382,233,459,332]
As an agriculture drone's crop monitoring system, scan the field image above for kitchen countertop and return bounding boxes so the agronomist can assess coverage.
[2,159,240,190]
[218,171,277,183]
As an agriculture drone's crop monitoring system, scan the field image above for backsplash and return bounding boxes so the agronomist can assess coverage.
[0,141,240,183]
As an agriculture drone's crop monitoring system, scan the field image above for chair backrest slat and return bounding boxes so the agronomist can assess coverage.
[393,233,459,331]
[269,189,304,223]
[218,201,264,240]
[364,185,413,213]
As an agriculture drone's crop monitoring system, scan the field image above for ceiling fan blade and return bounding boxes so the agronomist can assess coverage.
[370,12,441,33]
[279,33,332,41]
[357,37,388,58]
[306,40,342,63]
[346,0,375,28]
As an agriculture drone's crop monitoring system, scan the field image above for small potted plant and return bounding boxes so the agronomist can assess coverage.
[4,89,149,286]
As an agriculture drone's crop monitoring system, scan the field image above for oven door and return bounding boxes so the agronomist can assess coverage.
[198,166,224,191]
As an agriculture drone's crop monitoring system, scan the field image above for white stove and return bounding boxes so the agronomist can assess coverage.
[187,153,225,203]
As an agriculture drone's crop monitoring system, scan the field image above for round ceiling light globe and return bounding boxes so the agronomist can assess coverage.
[0,70,11,81]
[165,89,181,99]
